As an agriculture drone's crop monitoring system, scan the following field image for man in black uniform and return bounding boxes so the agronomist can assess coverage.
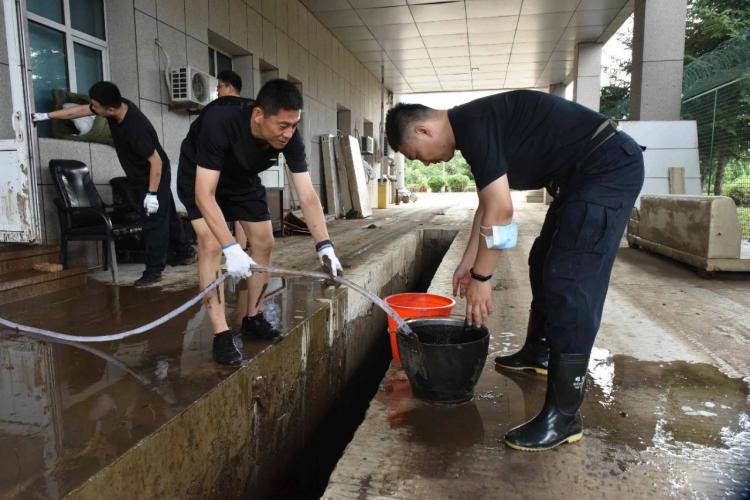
[32,82,194,286]
[385,90,644,451]
[178,78,342,366]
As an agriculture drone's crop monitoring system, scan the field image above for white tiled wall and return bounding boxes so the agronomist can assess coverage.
[9,0,386,267]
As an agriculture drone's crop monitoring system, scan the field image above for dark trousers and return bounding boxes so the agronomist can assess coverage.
[138,176,190,275]
[528,132,645,354]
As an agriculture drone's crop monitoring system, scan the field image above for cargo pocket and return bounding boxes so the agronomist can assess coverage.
[553,199,622,255]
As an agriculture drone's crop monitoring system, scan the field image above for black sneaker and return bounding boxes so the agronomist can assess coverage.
[134,272,162,287]
[241,312,282,342]
[213,330,242,366]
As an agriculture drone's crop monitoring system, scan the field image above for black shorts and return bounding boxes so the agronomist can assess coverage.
[178,164,270,222]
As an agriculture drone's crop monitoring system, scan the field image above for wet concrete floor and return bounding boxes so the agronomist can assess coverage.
[325,195,750,499]
[0,194,470,499]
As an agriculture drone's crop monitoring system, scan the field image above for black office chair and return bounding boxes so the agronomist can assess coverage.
[50,159,141,283]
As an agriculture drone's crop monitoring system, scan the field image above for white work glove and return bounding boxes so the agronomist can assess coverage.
[31,112,50,122]
[143,192,159,215]
[222,242,255,278]
[316,240,343,278]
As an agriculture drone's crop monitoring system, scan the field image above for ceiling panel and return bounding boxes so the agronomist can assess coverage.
[349,0,406,7]
[427,45,470,58]
[317,9,363,28]
[379,36,424,50]
[465,0,522,18]
[512,41,557,53]
[358,6,413,25]
[423,33,468,47]
[470,43,512,55]
[303,0,631,93]
[417,20,467,36]
[301,0,351,12]
[331,25,374,41]
[347,39,383,52]
[520,0,579,15]
[410,1,465,22]
[467,16,518,33]
[468,31,515,45]
[513,28,565,42]
[386,47,430,61]
[369,23,420,39]
[517,12,573,30]
[571,8,621,26]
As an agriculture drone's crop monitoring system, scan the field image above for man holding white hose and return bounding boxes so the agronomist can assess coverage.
[177,79,342,366]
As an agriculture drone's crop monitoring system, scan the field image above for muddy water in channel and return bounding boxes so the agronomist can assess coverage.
[0,276,326,499]
[379,344,749,498]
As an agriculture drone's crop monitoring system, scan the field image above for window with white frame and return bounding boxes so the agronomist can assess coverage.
[27,0,108,136]
[208,47,232,77]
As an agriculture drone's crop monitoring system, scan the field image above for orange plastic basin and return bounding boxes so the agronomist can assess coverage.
[384,292,456,364]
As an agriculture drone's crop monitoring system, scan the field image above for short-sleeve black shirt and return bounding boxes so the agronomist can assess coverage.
[177,96,307,198]
[106,98,169,186]
[447,90,607,191]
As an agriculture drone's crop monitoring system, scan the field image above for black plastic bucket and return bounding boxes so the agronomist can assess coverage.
[397,317,489,404]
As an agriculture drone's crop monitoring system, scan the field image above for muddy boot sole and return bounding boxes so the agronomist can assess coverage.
[494,360,548,376]
[504,432,583,452]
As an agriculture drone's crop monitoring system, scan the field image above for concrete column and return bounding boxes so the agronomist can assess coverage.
[395,153,406,191]
[573,43,602,111]
[549,83,566,97]
[629,0,688,120]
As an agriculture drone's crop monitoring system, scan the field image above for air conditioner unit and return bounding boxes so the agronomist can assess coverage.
[168,66,216,108]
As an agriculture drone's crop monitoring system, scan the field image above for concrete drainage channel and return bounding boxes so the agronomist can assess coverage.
[271,229,457,499]
[66,228,457,500]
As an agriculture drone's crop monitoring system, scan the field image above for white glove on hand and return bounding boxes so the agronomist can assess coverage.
[317,241,343,278]
[31,112,50,122]
[143,192,159,215]
[222,242,255,278]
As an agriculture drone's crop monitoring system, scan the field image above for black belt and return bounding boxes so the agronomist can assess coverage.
[545,119,619,198]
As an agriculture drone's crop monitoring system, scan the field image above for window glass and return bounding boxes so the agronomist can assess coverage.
[217,51,233,74]
[74,43,103,93]
[28,0,64,24]
[29,22,68,137]
[70,0,106,40]
[208,48,215,76]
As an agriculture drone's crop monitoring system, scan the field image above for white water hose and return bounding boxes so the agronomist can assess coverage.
[0,264,414,343]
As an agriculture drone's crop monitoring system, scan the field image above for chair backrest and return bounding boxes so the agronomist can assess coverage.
[49,160,103,209]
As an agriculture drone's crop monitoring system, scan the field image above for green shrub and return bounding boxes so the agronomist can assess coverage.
[724,181,750,206]
[427,177,445,193]
[446,174,470,192]
[405,169,423,186]
[465,181,476,192]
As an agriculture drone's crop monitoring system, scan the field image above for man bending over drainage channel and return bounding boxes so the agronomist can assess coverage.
[177,79,342,366]
[385,90,644,452]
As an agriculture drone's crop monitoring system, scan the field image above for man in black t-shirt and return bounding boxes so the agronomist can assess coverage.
[32,82,194,286]
[177,79,342,366]
[386,90,644,452]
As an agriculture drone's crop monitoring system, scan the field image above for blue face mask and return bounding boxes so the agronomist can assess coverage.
[480,222,518,250]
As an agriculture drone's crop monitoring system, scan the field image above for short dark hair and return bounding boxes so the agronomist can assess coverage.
[385,103,433,152]
[256,79,303,116]
[217,70,242,92]
[88,81,123,108]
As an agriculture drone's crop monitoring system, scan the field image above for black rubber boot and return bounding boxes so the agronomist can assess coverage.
[495,309,549,375]
[504,352,589,451]
[212,330,242,366]
[241,311,282,342]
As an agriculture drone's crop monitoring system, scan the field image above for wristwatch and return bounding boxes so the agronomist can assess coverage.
[470,268,492,282]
